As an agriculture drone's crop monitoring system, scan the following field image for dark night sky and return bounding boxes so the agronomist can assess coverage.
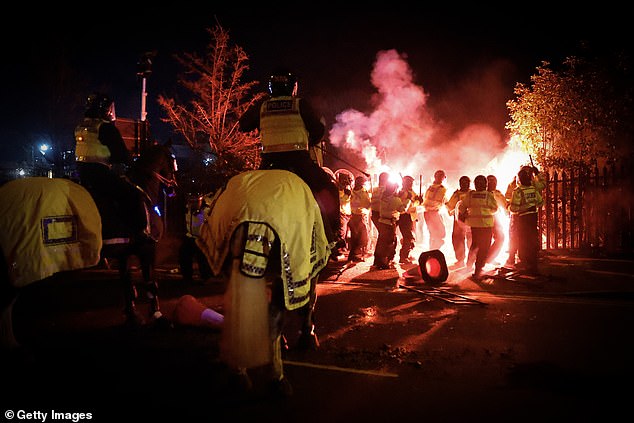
[1,3,629,164]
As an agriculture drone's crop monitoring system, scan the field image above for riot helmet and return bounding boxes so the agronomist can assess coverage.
[85,93,115,121]
[354,175,367,189]
[458,176,471,191]
[486,175,498,191]
[517,166,534,186]
[433,170,446,183]
[474,175,487,191]
[268,69,298,97]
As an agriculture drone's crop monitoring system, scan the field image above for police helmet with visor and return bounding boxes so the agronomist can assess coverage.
[268,69,298,97]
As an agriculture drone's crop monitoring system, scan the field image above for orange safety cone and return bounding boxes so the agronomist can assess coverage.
[173,294,224,329]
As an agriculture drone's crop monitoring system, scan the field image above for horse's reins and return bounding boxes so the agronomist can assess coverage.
[153,171,178,188]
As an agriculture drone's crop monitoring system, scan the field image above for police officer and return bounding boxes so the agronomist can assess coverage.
[347,175,371,262]
[458,175,498,281]
[373,180,406,269]
[179,193,212,284]
[74,93,146,238]
[486,174,509,265]
[509,166,545,274]
[504,176,519,267]
[240,69,340,247]
[423,169,448,250]
[397,175,420,264]
[336,172,353,258]
[370,172,390,252]
[445,175,472,269]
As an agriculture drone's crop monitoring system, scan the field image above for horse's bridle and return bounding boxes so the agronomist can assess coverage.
[153,171,178,188]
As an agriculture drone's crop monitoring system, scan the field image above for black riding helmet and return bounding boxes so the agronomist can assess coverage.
[84,93,115,121]
[268,69,298,97]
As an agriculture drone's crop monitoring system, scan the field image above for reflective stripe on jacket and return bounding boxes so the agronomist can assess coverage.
[509,185,543,216]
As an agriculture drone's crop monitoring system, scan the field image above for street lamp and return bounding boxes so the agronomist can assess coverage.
[137,52,154,122]
[39,143,51,155]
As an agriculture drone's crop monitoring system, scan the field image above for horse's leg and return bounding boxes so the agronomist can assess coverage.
[118,252,144,326]
[139,243,158,315]
[138,243,170,327]
[296,275,320,351]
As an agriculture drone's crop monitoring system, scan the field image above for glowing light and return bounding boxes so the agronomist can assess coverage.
[425,257,442,278]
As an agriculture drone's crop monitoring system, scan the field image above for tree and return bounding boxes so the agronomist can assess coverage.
[506,53,633,171]
[158,23,265,181]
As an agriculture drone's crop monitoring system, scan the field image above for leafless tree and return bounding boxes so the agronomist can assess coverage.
[158,23,265,179]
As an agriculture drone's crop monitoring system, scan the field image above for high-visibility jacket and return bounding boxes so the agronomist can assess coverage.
[259,96,309,153]
[445,188,470,216]
[423,183,447,212]
[74,117,112,165]
[458,189,498,228]
[339,187,352,216]
[509,171,545,216]
[379,193,406,225]
[350,188,371,215]
[509,185,543,216]
[370,185,385,215]
[399,188,420,220]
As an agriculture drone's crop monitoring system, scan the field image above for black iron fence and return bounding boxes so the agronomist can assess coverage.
[540,162,634,254]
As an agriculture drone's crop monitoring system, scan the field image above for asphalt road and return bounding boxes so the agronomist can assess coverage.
[3,247,634,422]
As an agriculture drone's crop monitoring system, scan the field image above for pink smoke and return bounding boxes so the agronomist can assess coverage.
[328,49,517,190]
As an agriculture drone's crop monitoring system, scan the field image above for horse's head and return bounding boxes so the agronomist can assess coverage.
[129,142,178,203]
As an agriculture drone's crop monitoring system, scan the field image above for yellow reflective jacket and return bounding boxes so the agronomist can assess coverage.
[74,117,111,165]
[445,188,470,217]
[458,189,498,228]
[509,185,543,215]
[423,183,447,211]
[259,96,309,153]
[350,188,371,215]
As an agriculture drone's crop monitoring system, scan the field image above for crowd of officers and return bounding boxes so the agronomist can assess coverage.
[335,165,546,280]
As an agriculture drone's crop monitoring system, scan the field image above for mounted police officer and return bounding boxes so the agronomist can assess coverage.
[74,93,146,239]
[240,69,341,248]
[240,69,339,359]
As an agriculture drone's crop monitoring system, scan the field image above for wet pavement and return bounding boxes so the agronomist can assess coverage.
[3,239,634,422]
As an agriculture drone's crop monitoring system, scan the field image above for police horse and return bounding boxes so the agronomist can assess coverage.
[197,169,333,394]
[97,142,177,326]
[0,143,177,347]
